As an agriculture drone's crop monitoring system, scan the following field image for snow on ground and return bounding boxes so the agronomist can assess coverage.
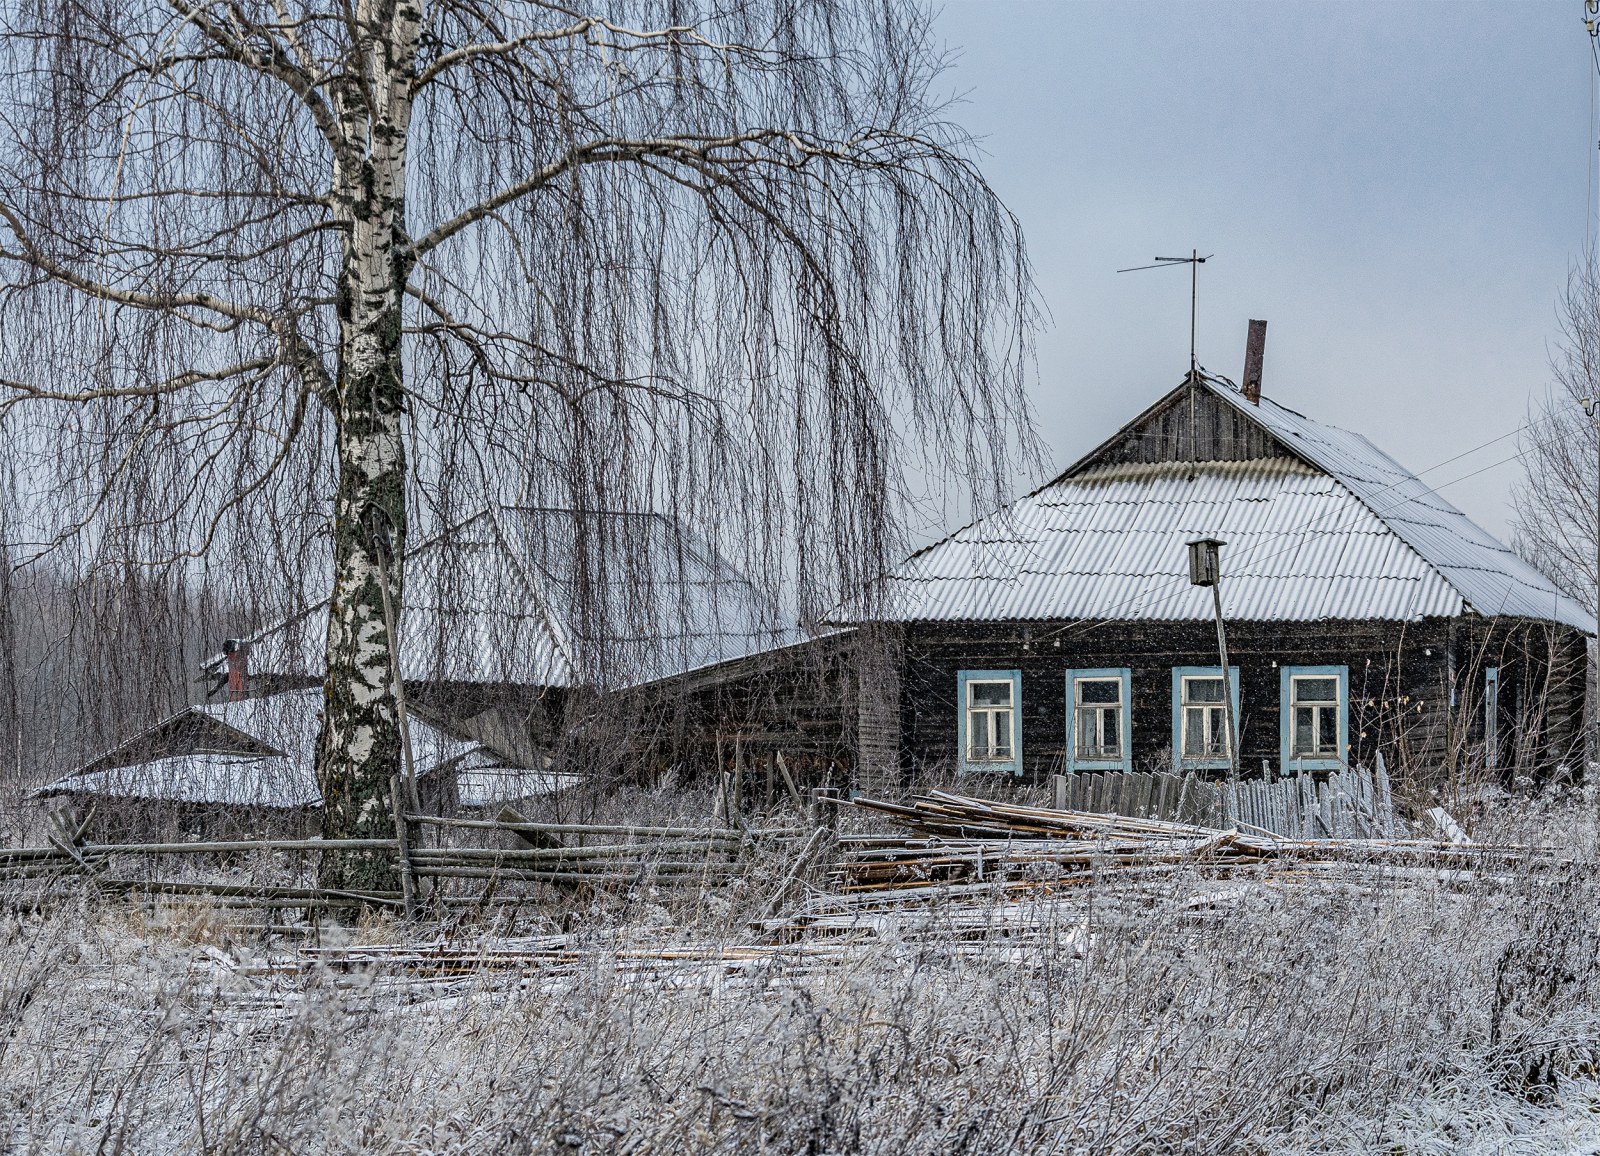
[4,796,1600,1152]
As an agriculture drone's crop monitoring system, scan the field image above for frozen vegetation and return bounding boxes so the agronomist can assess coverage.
[2,793,1600,1153]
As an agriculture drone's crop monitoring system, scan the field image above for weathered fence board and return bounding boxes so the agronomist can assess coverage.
[1048,763,1397,839]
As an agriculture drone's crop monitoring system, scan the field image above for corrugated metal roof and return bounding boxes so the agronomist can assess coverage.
[873,379,1589,628]
[454,751,584,808]
[881,458,1465,622]
[194,690,478,777]
[1206,385,1592,630]
[42,755,321,808]
[219,507,799,691]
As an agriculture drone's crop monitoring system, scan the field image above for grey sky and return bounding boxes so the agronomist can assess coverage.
[930,0,1594,540]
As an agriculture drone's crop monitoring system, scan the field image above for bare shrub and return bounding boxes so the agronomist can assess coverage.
[3,800,1600,1151]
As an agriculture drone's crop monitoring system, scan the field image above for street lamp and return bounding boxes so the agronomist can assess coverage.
[1188,537,1240,780]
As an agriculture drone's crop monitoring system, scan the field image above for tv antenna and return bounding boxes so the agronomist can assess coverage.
[1118,250,1212,377]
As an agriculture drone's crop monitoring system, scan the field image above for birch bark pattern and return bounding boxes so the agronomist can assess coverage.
[316,0,419,891]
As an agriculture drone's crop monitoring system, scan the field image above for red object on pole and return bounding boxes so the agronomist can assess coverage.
[223,639,248,702]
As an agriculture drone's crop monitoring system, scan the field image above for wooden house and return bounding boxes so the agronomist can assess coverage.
[196,504,852,783]
[850,368,1592,790]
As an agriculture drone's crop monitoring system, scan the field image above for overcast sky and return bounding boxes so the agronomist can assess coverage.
[929,0,1595,539]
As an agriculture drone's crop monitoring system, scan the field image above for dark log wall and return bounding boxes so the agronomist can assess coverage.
[899,616,1587,787]
[563,634,860,786]
[1075,384,1292,470]
[1457,618,1588,781]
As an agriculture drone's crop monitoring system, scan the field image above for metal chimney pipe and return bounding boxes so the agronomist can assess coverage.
[1242,319,1267,405]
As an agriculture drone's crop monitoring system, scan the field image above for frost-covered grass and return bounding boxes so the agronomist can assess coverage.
[3,797,1600,1153]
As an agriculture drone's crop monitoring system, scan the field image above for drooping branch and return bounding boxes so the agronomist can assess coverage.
[0,0,1038,874]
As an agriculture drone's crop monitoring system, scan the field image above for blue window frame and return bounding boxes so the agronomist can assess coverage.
[1484,667,1499,770]
[1171,666,1241,771]
[1065,668,1133,773]
[1279,665,1349,773]
[957,669,1023,776]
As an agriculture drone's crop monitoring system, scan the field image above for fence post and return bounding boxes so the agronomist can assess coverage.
[809,787,840,833]
[389,773,417,921]
[1052,773,1067,811]
[1375,751,1395,838]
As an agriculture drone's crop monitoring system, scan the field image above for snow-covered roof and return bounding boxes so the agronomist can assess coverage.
[454,750,584,808]
[871,378,1589,630]
[213,506,799,691]
[42,754,321,808]
[37,688,478,808]
[1207,386,1589,629]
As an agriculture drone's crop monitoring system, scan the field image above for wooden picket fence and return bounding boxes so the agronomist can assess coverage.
[1050,757,1396,840]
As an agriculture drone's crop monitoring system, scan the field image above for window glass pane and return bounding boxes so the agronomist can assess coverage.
[1293,677,1337,705]
[1102,710,1121,755]
[970,718,986,756]
[1183,708,1205,756]
[1074,708,1095,755]
[970,681,1012,708]
[1077,707,1121,757]
[1317,707,1337,752]
[1293,706,1313,755]
[1078,678,1120,705]
[991,711,1012,756]
[1185,677,1225,704]
[1206,706,1228,755]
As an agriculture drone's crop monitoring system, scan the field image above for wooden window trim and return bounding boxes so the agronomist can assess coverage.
[1171,666,1240,771]
[1278,664,1349,774]
[1065,667,1132,774]
[956,669,1023,776]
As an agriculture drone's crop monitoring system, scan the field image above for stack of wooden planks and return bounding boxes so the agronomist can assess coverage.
[833,790,1533,897]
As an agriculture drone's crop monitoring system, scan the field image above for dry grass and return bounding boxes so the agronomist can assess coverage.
[3,795,1600,1153]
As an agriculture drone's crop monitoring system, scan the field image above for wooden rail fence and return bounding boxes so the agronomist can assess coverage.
[0,804,817,916]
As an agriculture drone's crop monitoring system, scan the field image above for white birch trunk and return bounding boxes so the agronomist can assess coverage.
[315,0,420,891]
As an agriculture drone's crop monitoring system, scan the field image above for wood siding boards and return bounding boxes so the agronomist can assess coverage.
[1073,381,1291,470]
[854,624,904,794]
[895,617,1584,785]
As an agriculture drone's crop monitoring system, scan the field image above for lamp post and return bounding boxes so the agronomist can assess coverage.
[1188,537,1239,780]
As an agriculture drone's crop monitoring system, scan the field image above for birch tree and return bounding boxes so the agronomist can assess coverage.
[0,0,1035,887]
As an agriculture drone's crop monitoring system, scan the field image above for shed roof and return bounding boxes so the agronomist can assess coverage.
[40,755,322,809]
[37,688,477,808]
[872,377,1589,630]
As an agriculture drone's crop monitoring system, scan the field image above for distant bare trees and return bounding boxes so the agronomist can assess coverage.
[1513,262,1600,610]
[0,1,1037,886]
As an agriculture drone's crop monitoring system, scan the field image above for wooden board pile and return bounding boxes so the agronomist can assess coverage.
[835,789,1532,897]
